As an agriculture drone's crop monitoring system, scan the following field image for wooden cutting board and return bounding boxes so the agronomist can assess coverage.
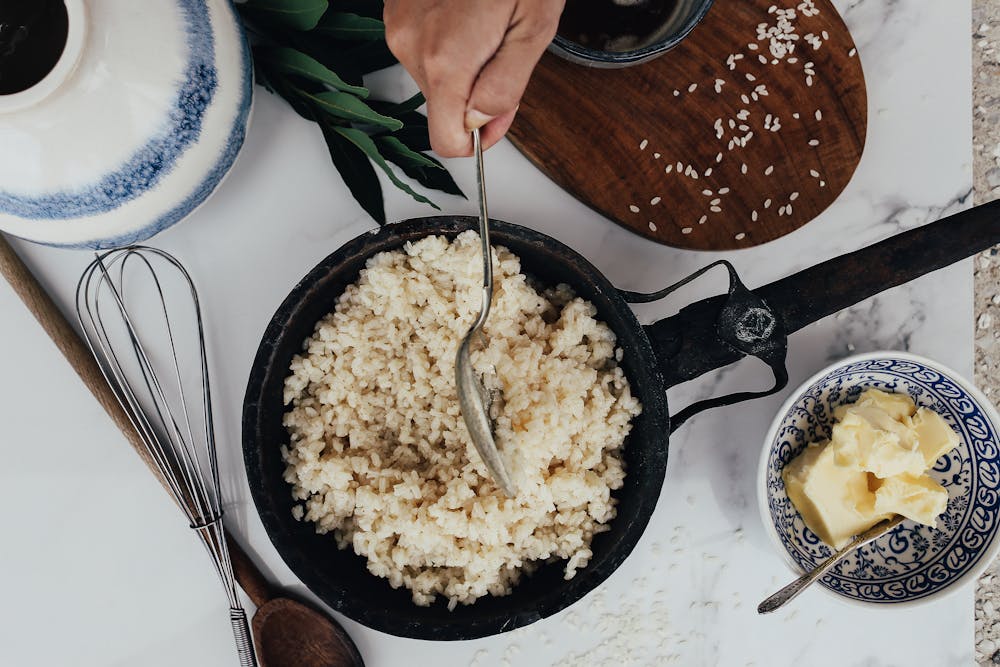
[508,0,867,250]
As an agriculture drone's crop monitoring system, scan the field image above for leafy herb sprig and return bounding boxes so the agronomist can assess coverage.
[237,0,463,224]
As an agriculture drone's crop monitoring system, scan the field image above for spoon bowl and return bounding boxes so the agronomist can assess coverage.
[253,598,364,667]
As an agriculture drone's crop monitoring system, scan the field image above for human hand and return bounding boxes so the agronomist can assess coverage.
[384,0,565,157]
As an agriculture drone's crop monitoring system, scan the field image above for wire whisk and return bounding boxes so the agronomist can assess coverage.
[75,247,256,667]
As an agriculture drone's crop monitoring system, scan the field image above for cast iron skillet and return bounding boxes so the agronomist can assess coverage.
[243,202,1000,640]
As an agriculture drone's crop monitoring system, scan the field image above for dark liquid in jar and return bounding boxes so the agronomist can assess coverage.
[0,0,68,95]
[557,0,681,52]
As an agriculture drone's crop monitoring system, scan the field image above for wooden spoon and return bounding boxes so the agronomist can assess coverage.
[0,235,364,667]
[227,536,364,667]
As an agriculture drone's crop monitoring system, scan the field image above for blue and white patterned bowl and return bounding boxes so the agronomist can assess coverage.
[757,351,1000,607]
[0,0,252,249]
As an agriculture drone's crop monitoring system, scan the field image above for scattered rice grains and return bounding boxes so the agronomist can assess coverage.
[624,0,833,234]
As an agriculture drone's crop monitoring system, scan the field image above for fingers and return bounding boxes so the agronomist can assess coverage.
[466,7,560,127]
[385,2,509,157]
[383,1,562,157]
[426,85,476,157]
[464,2,562,150]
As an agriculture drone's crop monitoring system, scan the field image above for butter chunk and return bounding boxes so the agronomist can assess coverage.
[833,388,916,422]
[783,389,957,550]
[911,407,960,468]
[783,439,887,549]
[831,408,925,478]
[873,473,949,526]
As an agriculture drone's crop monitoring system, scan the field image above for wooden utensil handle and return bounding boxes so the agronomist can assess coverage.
[0,234,271,608]
[227,533,273,608]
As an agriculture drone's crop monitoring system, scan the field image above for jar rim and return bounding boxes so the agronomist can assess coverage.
[0,0,87,114]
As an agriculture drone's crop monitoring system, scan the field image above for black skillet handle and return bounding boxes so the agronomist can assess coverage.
[631,198,1000,433]
[621,261,789,433]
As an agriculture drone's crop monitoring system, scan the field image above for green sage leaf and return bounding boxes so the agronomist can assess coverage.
[321,124,386,224]
[260,48,369,97]
[375,136,440,170]
[368,92,425,118]
[314,12,385,41]
[389,111,431,152]
[333,126,440,209]
[409,155,465,198]
[255,62,318,120]
[242,0,328,31]
[307,91,403,130]
[338,40,398,75]
[285,32,366,86]
[378,138,465,198]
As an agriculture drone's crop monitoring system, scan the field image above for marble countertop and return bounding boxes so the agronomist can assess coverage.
[0,1,987,665]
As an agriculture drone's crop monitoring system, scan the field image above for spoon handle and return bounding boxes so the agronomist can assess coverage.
[226,533,273,609]
[757,515,905,614]
[472,127,493,324]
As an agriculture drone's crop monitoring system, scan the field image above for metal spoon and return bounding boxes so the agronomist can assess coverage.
[455,127,516,497]
[757,514,906,614]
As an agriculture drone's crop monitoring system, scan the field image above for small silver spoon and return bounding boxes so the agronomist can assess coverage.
[455,127,516,497]
[757,514,905,614]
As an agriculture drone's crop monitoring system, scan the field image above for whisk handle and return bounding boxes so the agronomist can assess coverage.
[230,607,258,667]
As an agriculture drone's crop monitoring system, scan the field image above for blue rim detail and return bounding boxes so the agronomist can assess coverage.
[83,1,253,250]
[765,358,1000,603]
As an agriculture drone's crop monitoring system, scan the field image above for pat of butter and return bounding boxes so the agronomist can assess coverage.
[783,439,888,549]
[831,408,925,478]
[833,388,916,422]
[783,389,958,549]
[873,473,949,526]
[911,407,960,468]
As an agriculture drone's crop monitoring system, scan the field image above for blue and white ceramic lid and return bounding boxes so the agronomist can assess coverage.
[0,0,252,249]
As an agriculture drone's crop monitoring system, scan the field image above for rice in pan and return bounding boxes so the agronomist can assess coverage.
[281,231,641,608]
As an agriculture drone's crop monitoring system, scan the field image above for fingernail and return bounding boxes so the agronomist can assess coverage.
[465,109,496,130]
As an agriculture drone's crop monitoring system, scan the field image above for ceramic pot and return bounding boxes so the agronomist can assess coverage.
[0,0,253,248]
[550,0,715,68]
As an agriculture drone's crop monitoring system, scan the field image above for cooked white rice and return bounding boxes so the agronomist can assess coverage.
[281,232,641,609]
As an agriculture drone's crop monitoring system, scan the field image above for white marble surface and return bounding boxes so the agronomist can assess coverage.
[0,0,975,665]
